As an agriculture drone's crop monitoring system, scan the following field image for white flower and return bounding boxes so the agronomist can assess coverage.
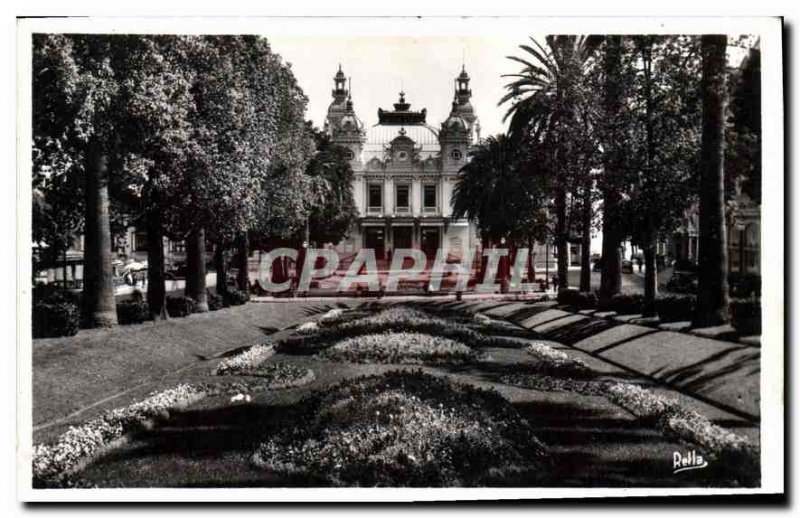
[215,343,274,375]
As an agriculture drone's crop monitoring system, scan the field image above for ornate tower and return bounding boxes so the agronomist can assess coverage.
[453,65,479,142]
[439,99,471,172]
[325,64,350,133]
[325,66,365,167]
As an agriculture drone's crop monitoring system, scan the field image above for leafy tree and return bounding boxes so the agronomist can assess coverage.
[595,35,637,299]
[304,125,359,246]
[243,48,315,293]
[32,33,121,327]
[726,43,761,204]
[613,36,703,315]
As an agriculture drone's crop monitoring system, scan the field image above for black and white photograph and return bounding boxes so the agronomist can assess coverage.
[13,13,785,503]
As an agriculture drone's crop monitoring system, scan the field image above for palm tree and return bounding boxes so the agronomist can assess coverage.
[694,35,730,326]
[501,35,603,291]
[452,134,549,284]
[82,142,119,327]
[451,135,514,240]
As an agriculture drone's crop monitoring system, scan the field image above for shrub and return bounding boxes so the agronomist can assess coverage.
[673,259,699,273]
[32,283,81,306]
[599,293,644,315]
[730,298,761,335]
[665,272,698,294]
[207,290,224,311]
[33,300,80,338]
[166,296,198,318]
[116,300,150,325]
[223,287,249,306]
[656,294,697,323]
[557,289,598,309]
[729,274,761,299]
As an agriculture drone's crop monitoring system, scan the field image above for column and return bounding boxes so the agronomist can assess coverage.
[411,179,420,216]
[384,177,394,215]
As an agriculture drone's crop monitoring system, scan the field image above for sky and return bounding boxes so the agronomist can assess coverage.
[267,35,536,137]
[265,29,755,255]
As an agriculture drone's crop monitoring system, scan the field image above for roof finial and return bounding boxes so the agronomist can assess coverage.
[348,77,352,99]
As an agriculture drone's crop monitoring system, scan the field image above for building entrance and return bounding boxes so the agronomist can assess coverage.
[421,228,440,260]
[364,228,385,259]
[393,226,413,250]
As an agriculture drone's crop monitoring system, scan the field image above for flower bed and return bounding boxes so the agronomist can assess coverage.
[251,370,548,486]
[32,384,205,486]
[277,306,528,353]
[214,343,275,376]
[214,343,314,387]
[605,382,759,486]
[319,332,485,365]
[523,343,593,377]
[500,373,603,395]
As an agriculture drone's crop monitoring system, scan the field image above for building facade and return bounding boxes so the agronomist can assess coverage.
[324,65,480,264]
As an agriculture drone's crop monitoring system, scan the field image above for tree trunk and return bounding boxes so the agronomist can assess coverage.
[185,226,209,312]
[235,231,250,294]
[214,244,228,297]
[600,35,623,301]
[579,188,592,292]
[600,230,622,300]
[145,180,168,321]
[527,237,536,284]
[695,34,730,327]
[555,188,569,291]
[82,143,118,327]
[643,241,658,317]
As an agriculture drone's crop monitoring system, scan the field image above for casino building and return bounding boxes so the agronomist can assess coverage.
[324,65,480,263]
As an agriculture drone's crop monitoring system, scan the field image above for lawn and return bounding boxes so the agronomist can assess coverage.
[31,301,760,488]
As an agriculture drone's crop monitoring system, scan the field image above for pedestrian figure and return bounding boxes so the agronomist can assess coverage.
[637,256,643,273]
[551,274,559,292]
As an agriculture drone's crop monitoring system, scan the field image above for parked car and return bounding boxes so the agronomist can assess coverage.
[621,260,634,274]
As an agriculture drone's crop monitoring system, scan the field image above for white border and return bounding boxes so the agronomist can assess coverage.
[14,15,784,502]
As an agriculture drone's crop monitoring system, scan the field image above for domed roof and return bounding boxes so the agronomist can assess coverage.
[363,123,440,161]
[441,101,469,134]
[338,112,364,132]
[443,113,468,132]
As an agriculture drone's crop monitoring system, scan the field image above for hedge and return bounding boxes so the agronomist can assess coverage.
[598,293,644,315]
[655,294,696,323]
[223,287,249,306]
[116,300,150,325]
[207,290,224,311]
[33,300,80,338]
[166,296,198,318]
[557,289,598,310]
[730,298,761,335]
[729,274,761,299]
